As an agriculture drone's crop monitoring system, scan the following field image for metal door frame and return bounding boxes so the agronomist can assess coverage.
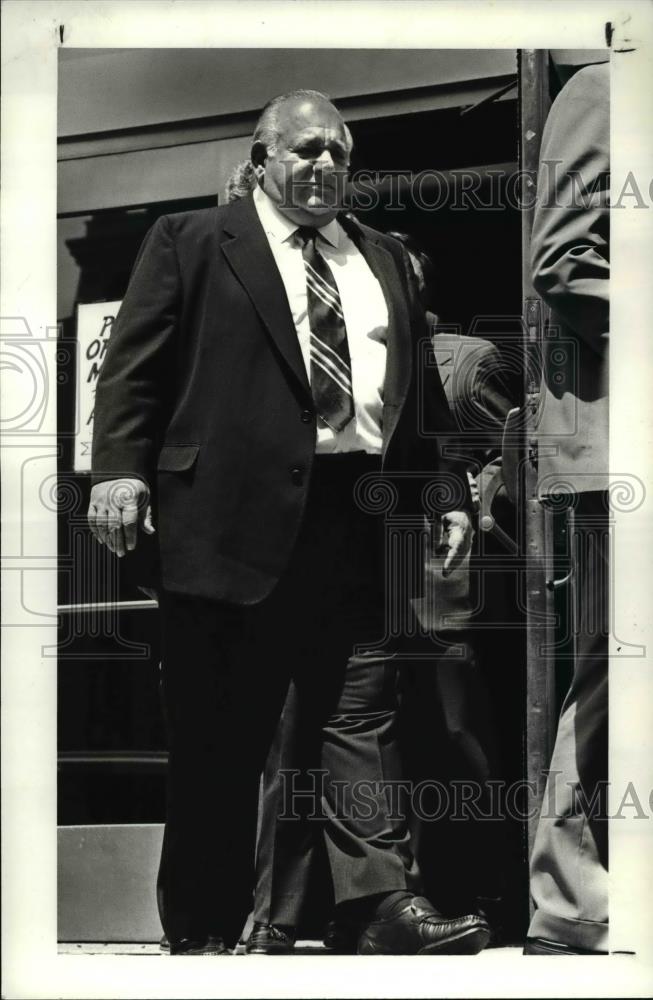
[518,50,559,867]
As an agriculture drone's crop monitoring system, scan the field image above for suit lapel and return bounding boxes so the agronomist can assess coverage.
[220,195,311,399]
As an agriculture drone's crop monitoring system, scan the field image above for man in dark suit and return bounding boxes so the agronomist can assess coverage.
[88,89,489,956]
[524,62,609,956]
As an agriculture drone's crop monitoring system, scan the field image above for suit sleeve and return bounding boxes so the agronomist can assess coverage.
[474,342,514,427]
[91,215,181,486]
[451,339,515,468]
[530,64,609,353]
[395,243,474,515]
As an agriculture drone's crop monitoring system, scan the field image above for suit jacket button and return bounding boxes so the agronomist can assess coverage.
[290,467,303,486]
[300,409,313,423]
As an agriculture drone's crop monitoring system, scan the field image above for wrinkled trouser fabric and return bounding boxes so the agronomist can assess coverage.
[156,454,417,946]
[252,634,503,932]
[528,491,609,951]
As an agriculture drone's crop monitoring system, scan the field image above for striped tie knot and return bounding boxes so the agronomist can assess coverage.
[294,225,318,249]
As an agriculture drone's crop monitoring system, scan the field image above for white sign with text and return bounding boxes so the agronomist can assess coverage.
[74,300,122,472]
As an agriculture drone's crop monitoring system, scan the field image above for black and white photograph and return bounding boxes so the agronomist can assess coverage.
[2,2,653,998]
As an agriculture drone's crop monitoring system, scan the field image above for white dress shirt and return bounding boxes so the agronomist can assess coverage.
[253,183,388,454]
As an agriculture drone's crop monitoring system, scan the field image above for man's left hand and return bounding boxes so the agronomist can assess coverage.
[438,510,474,578]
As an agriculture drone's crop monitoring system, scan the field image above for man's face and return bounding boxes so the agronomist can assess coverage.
[258,97,350,227]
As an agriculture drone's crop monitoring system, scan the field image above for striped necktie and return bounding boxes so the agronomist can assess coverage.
[295,226,354,433]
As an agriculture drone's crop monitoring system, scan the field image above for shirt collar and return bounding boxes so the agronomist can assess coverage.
[253,183,341,249]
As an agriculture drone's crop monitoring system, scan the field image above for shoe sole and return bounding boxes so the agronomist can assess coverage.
[418,926,491,955]
[245,948,294,955]
[523,939,609,956]
[168,948,231,956]
[163,939,231,956]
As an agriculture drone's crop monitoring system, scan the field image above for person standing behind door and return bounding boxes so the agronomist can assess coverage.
[524,61,609,956]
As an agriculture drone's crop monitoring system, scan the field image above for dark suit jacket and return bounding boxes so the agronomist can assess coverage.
[92,193,467,604]
[531,62,609,494]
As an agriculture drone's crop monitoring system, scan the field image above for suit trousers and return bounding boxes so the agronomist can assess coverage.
[528,491,609,951]
[252,632,504,932]
[156,453,415,946]
[253,680,334,932]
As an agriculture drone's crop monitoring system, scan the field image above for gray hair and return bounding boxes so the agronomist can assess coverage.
[225,160,258,203]
[224,89,353,203]
[253,89,353,157]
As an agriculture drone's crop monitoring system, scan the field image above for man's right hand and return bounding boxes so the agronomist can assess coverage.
[88,478,155,557]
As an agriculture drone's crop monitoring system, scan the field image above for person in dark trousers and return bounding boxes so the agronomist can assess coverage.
[524,61,610,956]
[88,89,490,956]
[246,232,516,953]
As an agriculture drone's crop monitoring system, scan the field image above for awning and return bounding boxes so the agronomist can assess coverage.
[58,48,517,215]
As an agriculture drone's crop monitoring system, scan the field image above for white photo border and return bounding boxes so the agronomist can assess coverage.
[2,1,653,997]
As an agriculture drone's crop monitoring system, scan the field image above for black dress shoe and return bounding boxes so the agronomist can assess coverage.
[524,937,608,956]
[357,896,490,955]
[166,935,231,955]
[323,917,360,953]
[245,922,296,955]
